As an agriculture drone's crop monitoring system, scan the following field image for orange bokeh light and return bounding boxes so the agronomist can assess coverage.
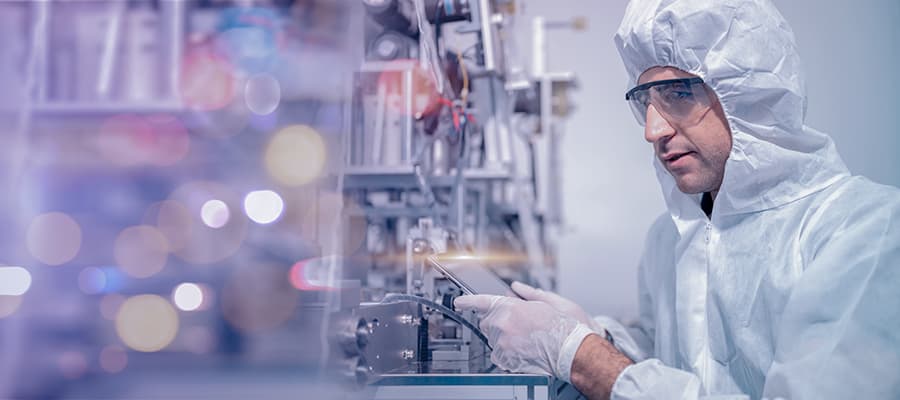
[180,49,236,111]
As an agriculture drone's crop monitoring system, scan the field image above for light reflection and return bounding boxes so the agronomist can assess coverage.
[113,225,170,279]
[243,190,284,224]
[99,345,128,374]
[263,125,327,187]
[26,212,82,266]
[115,295,179,353]
[172,282,206,312]
[200,199,230,229]
[245,73,281,115]
[0,266,32,296]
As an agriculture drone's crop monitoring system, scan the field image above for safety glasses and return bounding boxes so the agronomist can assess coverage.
[625,77,711,126]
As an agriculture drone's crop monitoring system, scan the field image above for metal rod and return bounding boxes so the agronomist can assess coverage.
[477,0,497,72]
[161,0,185,102]
[97,0,126,99]
[404,68,413,163]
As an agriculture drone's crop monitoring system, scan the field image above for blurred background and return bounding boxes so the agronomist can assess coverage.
[0,0,896,399]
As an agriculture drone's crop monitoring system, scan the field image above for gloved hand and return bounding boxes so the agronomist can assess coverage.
[510,281,608,335]
[454,294,595,382]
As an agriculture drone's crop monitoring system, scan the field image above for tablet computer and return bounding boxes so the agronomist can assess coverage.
[426,255,522,298]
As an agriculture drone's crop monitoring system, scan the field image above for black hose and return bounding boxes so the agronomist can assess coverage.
[381,293,492,351]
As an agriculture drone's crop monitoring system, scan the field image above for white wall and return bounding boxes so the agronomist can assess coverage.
[518,0,900,320]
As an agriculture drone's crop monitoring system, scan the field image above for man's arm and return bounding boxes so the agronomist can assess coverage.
[570,333,633,400]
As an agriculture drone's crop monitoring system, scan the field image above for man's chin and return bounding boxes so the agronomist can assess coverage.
[673,177,707,195]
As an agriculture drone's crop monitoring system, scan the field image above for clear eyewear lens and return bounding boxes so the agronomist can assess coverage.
[627,91,650,126]
[625,78,711,126]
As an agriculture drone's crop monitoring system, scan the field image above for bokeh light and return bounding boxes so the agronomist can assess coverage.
[221,263,299,333]
[96,114,190,167]
[200,199,230,229]
[58,351,88,380]
[99,345,128,374]
[0,266,32,296]
[0,295,24,319]
[100,294,126,321]
[115,295,179,353]
[113,225,170,279]
[168,182,247,265]
[263,125,327,187]
[219,27,276,64]
[180,49,235,111]
[144,200,193,252]
[215,5,282,73]
[172,282,206,312]
[96,114,154,167]
[245,73,281,115]
[289,256,340,291]
[243,190,284,224]
[77,267,106,295]
[26,212,82,266]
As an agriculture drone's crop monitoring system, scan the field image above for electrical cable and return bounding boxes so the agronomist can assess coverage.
[381,293,492,351]
[456,49,469,104]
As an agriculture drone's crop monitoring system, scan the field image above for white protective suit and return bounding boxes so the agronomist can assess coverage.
[603,0,900,399]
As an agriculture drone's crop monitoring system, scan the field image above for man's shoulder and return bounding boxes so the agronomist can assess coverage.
[815,176,900,216]
[799,175,900,250]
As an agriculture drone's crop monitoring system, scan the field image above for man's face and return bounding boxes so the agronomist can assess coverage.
[638,67,732,196]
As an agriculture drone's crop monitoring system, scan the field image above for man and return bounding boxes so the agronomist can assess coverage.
[454,0,900,399]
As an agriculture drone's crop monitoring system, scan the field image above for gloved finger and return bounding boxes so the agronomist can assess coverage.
[511,281,555,302]
[454,294,503,313]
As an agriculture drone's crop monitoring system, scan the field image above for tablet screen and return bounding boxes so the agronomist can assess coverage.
[427,255,519,298]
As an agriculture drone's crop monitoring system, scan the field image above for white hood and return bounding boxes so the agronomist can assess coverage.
[614,0,850,219]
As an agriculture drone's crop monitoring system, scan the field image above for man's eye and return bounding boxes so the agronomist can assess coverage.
[635,92,651,106]
[662,89,693,101]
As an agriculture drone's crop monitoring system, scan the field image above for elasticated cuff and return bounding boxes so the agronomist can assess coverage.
[555,323,595,383]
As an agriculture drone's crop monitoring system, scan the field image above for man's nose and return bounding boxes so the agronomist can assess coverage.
[644,104,676,143]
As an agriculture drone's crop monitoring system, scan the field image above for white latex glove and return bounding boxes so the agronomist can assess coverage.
[510,281,608,335]
[454,294,595,382]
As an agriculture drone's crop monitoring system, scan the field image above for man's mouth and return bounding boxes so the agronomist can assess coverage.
[662,151,694,163]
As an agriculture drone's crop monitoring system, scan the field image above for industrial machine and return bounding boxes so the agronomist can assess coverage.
[0,0,582,398]
[324,1,585,398]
